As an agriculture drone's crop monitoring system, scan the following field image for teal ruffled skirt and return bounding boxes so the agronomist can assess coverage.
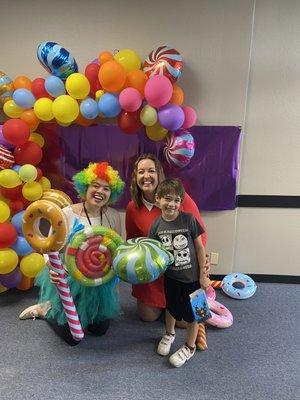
[36,267,122,328]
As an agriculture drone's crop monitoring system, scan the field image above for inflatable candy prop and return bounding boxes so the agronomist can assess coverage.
[222,273,257,299]
[41,189,73,209]
[196,322,208,351]
[22,199,84,341]
[37,42,78,80]
[205,286,233,329]
[143,45,183,83]
[112,237,173,284]
[164,130,195,168]
[0,71,14,108]
[0,145,14,170]
[64,225,123,287]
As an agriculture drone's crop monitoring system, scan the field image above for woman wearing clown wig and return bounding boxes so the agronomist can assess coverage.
[19,162,125,346]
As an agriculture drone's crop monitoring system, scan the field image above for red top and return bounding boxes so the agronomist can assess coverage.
[125,193,207,308]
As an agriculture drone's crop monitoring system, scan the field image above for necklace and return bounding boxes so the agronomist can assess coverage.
[82,203,112,228]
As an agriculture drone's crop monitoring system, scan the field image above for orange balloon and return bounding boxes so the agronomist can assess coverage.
[125,70,148,97]
[75,112,97,127]
[98,51,114,65]
[98,61,126,92]
[20,109,40,131]
[16,275,34,291]
[13,76,32,90]
[170,84,184,105]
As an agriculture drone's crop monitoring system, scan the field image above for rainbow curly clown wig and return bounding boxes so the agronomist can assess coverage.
[72,162,125,204]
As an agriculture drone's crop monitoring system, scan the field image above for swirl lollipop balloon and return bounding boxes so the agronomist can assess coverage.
[0,71,14,108]
[164,130,195,168]
[112,237,173,284]
[143,45,183,83]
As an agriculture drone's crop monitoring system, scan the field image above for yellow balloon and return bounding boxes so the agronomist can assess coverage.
[65,73,90,100]
[52,95,79,124]
[95,90,104,101]
[3,99,23,118]
[19,164,37,182]
[20,253,45,278]
[22,181,43,201]
[0,200,11,223]
[39,176,51,190]
[29,132,45,147]
[0,169,22,188]
[34,98,54,121]
[145,122,168,141]
[114,49,141,72]
[0,248,19,274]
[0,283,9,293]
[140,105,157,126]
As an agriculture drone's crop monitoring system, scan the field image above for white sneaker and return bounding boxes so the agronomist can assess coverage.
[19,302,51,320]
[169,344,196,367]
[157,333,175,356]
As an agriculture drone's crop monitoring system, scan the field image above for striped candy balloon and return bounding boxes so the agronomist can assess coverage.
[0,145,14,170]
[164,130,195,168]
[37,42,78,80]
[143,45,183,83]
[112,237,173,284]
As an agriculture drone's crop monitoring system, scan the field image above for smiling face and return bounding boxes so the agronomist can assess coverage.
[156,192,182,221]
[85,178,111,208]
[136,159,159,201]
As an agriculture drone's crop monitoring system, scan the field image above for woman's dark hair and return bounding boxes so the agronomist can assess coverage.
[130,154,165,207]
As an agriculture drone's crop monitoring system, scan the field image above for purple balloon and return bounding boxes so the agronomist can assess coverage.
[0,267,22,288]
[0,125,15,150]
[158,104,185,131]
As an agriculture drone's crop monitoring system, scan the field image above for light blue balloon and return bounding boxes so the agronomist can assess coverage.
[80,98,99,119]
[11,211,25,235]
[45,75,66,97]
[98,93,121,118]
[12,164,21,172]
[12,236,33,256]
[13,88,36,109]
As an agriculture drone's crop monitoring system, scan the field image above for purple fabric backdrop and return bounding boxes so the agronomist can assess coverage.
[39,124,241,211]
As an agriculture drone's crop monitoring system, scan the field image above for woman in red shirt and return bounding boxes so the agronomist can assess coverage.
[126,154,208,322]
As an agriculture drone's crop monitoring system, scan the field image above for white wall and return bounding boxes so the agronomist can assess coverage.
[1,0,299,276]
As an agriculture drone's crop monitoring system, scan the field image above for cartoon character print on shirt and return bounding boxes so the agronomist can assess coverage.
[160,234,173,250]
[173,234,190,266]
[173,234,188,250]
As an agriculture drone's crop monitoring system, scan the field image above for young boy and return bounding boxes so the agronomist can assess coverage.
[149,178,210,367]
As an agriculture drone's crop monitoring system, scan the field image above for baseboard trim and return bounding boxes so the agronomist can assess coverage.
[210,274,300,284]
[236,195,300,208]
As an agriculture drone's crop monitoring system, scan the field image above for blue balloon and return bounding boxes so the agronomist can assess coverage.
[13,88,36,109]
[12,164,21,172]
[11,211,25,235]
[98,93,121,118]
[80,98,99,119]
[12,236,33,256]
[45,75,66,97]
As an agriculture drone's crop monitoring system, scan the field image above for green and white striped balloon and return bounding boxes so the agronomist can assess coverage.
[112,237,173,284]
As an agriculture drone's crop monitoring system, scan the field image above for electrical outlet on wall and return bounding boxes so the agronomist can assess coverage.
[210,252,219,265]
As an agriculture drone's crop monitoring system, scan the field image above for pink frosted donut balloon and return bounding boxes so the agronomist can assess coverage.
[164,130,195,168]
[206,298,233,328]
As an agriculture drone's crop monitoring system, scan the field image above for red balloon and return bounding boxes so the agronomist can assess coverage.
[10,199,25,214]
[0,222,18,248]
[118,110,143,134]
[31,78,50,99]
[14,142,43,166]
[0,185,23,200]
[2,119,30,146]
[85,63,101,95]
[35,167,43,181]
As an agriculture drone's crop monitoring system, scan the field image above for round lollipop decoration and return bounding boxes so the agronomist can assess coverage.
[112,237,173,284]
[65,225,123,287]
[164,130,195,168]
[0,145,15,170]
[143,45,183,83]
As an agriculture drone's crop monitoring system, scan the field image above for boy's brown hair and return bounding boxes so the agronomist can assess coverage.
[156,178,185,200]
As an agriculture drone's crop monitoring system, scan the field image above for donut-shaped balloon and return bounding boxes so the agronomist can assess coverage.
[206,298,233,329]
[37,42,78,80]
[222,273,257,299]
[164,130,195,168]
[41,189,73,209]
[0,71,14,107]
[143,45,183,83]
[64,225,123,286]
[112,237,173,284]
[22,199,68,253]
[0,145,14,170]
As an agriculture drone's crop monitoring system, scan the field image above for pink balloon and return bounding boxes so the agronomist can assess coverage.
[181,106,197,129]
[144,76,173,108]
[119,88,142,112]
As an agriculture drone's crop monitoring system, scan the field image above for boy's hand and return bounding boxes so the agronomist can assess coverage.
[200,273,211,290]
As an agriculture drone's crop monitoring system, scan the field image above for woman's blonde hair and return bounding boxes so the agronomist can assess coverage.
[130,154,165,207]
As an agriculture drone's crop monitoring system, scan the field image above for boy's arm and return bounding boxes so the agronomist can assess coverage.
[194,235,210,290]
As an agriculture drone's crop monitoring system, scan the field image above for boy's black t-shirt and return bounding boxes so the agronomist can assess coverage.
[149,211,204,283]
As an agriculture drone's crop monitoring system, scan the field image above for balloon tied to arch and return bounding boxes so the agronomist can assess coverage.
[1,43,197,169]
